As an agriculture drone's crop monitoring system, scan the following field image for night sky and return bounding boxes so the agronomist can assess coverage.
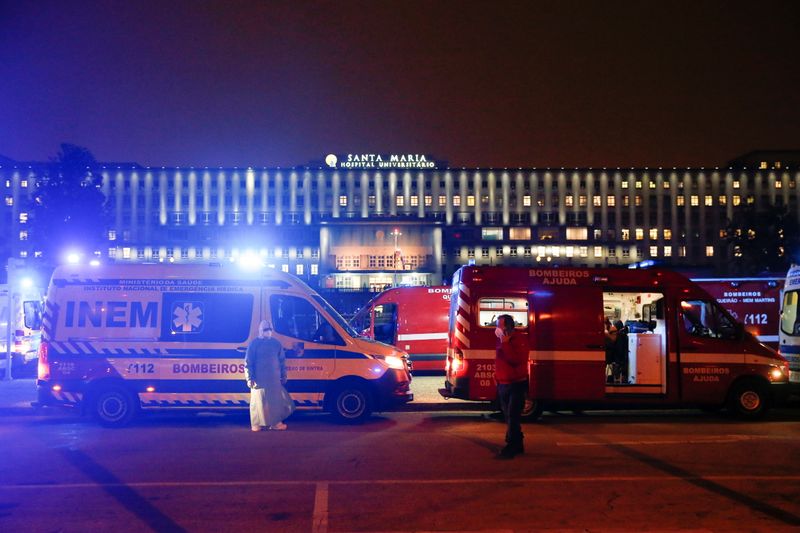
[1,0,798,169]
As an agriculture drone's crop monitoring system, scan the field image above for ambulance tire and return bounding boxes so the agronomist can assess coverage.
[91,384,139,427]
[727,379,769,420]
[521,398,543,421]
[328,380,373,424]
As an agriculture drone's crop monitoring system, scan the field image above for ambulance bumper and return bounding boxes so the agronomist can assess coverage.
[36,380,84,408]
[438,377,469,400]
[376,369,413,409]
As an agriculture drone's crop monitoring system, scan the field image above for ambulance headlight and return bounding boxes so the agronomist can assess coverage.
[374,355,406,370]
[769,363,789,381]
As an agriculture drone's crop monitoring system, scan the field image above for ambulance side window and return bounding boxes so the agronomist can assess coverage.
[350,307,371,337]
[270,294,343,345]
[680,300,738,340]
[781,290,800,336]
[478,297,528,328]
[373,304,397,345]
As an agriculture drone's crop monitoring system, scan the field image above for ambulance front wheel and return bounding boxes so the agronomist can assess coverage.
[329,381,373,424]
[91,384,139,427]
[727,379,769,420]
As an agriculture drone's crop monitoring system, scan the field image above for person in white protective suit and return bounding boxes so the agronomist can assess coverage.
[245,321,295,431]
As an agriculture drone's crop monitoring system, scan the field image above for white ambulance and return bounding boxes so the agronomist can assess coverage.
[36,264,412,426]
[779,264,800,392]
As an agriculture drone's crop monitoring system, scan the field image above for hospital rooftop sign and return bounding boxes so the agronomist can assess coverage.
[324,153,438,170]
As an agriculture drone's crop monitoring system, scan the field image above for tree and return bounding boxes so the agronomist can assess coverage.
[725,204,800,276]
[30,144,110,264]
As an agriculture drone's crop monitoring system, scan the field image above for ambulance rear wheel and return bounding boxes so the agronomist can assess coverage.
[330,382,372,424]
[91,385,138,427]
[727,379,769,420]
[522,397,543,421]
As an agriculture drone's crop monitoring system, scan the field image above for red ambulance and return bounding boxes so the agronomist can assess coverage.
[350,286,450,372]
[439,266,790,419]
[692,278,784,348]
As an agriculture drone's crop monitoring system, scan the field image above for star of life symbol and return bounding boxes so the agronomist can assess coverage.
[173,302,203,333]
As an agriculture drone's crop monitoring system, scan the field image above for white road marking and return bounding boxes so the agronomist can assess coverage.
[312,481,328,533]
[3,474,800,491]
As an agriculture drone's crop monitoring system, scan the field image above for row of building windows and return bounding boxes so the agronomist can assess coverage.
[453,244,715,260]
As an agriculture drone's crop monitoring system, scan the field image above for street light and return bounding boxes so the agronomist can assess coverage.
[390,228,402,287]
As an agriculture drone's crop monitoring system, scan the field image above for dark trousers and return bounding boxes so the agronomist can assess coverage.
[497,380,527,447]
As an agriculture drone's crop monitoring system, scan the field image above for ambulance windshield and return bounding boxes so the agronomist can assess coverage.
[313,295,359,338]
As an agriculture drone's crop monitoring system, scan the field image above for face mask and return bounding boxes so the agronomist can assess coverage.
[495,327,505,339]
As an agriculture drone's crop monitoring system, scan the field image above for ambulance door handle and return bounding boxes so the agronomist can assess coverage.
[585,344,603,350]
[236,346,247,353]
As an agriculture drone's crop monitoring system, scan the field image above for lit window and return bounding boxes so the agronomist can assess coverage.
[635,228,644,240]
[746,195,755,205]
[718,195,727,206]
[579,246,588,257]
[719,229,727,238]
[705,246,714,257]
[438,196,447,206]
[664,229,672,240]
[281,264,289,273]
[775,181,783,189]
[649,181,656,189]
[663,182,670,189]
[396,196,404,207]
[566,246,574,257]
[19,212,28,223]
[566,227,588,240]
[578,195,587,207]
[732,195,741,206]
[593,195,601,207]
[368,195,376,207]
[311,264,318,275]
[21,179,28,188]
[4,180,9,188]
[622,181,629,189]
[123,247,131,259]
[482,228,503,240]
[565,195,574,207]
[664,246,672,257]
[607,196,616,207]
[452,196,461,207]
[594,246,603,258]
[108,230,117,241]
[679,246,687,257]
[621,229,630,241]
[5,197,12,206]
[649,229,658,239]
[19,251,27,258]
[704,196,713,206]
[296,264,304,276]
[410,195,419,207]
[733,180,740,189]
[509,227,531,240]
[634,195,642,207]
[467,195,475,207]
[424,195,432,206]
[760,161,768,169]
[339,195,348,206]
[649,246,658,257]
[676,196,685,206]
[690,195,699,206]
[623,196,630,207]
[19,230,27,241]
[635,181,642,189]
[523,195,531,207]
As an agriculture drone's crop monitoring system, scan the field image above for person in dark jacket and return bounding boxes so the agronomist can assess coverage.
[494,314,529,458]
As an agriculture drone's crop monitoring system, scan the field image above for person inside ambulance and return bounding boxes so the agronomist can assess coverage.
[312,322,339,344]
[494,314,529,459]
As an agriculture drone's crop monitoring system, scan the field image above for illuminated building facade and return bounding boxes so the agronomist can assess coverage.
[2,153,799,289]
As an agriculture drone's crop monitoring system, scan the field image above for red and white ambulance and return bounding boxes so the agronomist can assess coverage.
[693,278,784,348]
[439,266,790,419]
[350,286,450,372]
